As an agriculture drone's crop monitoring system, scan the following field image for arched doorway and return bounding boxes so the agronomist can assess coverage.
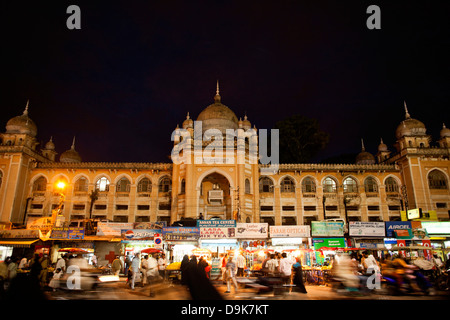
[198,172,233,220]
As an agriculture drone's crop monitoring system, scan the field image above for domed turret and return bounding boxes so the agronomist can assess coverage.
[378,138,388,152]
[356,139,375,165]
[395,101,426,140]
[440,123,450,138]
[60,137,82,163]
[241,115,251,130]
[5,101,38,137]
[196,81,238,133]
[44,136,56,150]
[182,112,194,129]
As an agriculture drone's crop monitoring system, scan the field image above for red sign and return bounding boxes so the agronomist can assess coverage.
[422,240,432,259]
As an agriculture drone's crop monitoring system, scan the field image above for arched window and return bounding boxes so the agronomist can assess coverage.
[116,177,131,192]
[364,177,378,193]
[245,179,251,194]
[180,179,186,194]
[323,177,337,193]
[428,170,448,190]
[343,177,358,193]
[281,177,295,193]
[302,177,316,193]
[158,176,172,193]
[259,177,274,193]
[33,176,47,192]
[385,177,399,193]
[74,177,89,192]
[138,178,152,193]
[95,177,110,192]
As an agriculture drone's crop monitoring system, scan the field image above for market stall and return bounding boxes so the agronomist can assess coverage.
[162,226,200,262]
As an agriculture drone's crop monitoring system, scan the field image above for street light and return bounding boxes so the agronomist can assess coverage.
[52,181,67,227]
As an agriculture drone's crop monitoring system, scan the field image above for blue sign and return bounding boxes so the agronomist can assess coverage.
[385,221,411,238]
[197,219,236,228]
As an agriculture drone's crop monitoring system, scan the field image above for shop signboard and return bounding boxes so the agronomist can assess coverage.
[349,221,385,237]
[197,220,236,228]
[26,217,53,234]
[51,227,85,240]
[162,227,200,241]
[313,238,346,250]
[311,221,344,237]
[269,225,310,238]
[385,221,411,238]
[97,222,134,236]
[235,223,268,239]
[200,227,236,239]
[421,221,450,235]
[0,229,39,239]
[121,229,160,240]
[134,222,167,229]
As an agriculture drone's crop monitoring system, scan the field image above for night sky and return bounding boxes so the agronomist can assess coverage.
[1,1,449,163]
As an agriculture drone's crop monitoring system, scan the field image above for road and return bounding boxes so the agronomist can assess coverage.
[45,276,449,301]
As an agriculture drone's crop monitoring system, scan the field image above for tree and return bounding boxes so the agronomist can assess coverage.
[274,115,329,163]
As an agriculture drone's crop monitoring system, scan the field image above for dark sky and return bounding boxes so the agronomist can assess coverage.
[1,1,449,163]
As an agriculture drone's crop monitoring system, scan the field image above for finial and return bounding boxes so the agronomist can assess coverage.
[71,136,76,150]
[186,112,190,120]
[443,123,447,129]
[361,138,365,151]
[23,100,29,116]
[380,137,384,144]
[214,80,221,103]
[404,101,411,119]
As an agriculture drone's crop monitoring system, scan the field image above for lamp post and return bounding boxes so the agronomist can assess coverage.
[52,181,66,227]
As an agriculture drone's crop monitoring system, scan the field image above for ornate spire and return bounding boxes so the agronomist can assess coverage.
[404,101,411,119]
[214,80,221,103]
[23,100,29,116]
[361,138,365,151]
[71,136,76,150]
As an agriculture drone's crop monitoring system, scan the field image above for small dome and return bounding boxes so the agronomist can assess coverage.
[60,138,81,163]
[356,139,375,165]
[395,102,426,140]
[45,137,55,150]
[5,102,37,137]
[440,123,450,138]
[378,138,388,152]
[182,112,193,129]
[356,151,376,165]
[196,83,238,133]
[241,115,251,130]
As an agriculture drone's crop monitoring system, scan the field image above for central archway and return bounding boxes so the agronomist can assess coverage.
[196,169,235,220]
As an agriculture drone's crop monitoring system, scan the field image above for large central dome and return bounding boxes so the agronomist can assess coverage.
[196,83,238,133]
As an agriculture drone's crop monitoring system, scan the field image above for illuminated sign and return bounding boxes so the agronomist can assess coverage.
[407,208,421,220]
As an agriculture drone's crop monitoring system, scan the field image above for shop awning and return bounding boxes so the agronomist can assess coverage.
[0,239,39,248]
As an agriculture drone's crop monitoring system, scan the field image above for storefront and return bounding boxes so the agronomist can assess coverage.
[234,223,268,271]
[198,219,238,257]
[311,221,346,265]
[120,228,161,257]
[421,221,450,261]
[0,229,42,261]
[162,226,200,262]
[349,221,386,257]
[268,225,311,264]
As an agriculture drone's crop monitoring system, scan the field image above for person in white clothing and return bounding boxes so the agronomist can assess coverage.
[158,253,168,280]
[279,253,295,284]
[235,253,246,277]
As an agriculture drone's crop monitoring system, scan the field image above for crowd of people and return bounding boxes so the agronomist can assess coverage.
[329,250,450,295]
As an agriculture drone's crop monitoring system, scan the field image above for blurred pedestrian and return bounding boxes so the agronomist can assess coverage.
[236,252,246,277]
[112,255,123,276]
[29,254,42,280]
[279,252,295,285]
[225,256,238,294]
[292,256,307,293]
[55,254,67,273]
[158,253,168,280]
[124,252,132,276]
[48,268,62,291]
[39,254,51,288]
[220,254,228,283]
[180,254,190,285]
[184,255,222,300]
[7,257,19,282]
[130,252,140,290]
[198,256,209,278]
[266,254,279,275]
[18,256,28,269]
[0,258,8,298]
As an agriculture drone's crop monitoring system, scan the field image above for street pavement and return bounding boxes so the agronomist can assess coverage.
[45,276,449,301]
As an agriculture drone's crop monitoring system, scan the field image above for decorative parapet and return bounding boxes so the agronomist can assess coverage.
[259,163,399,171]
[35,162,173,171]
